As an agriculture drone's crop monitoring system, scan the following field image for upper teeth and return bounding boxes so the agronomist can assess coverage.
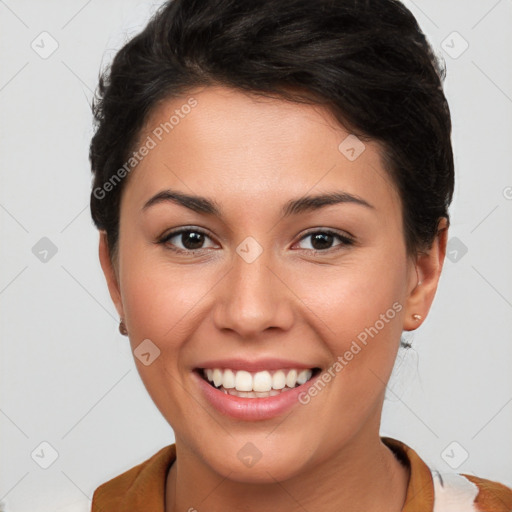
[204,368,313,392]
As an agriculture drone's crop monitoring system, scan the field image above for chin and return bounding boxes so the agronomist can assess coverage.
[198,436,315,483]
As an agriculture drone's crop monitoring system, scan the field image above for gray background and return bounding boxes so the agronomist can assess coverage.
[1,1,511,511]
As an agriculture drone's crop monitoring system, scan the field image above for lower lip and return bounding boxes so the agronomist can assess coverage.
[193,370,320,421]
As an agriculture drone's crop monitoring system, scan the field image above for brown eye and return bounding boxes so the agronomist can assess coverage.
[159,228,217,253]
[296,230,354,252]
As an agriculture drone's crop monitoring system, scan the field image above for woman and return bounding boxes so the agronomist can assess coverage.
[89,0,512,510]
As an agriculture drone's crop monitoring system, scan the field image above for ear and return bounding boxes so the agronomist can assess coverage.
[402,217,449,331]
[98,231,124,319]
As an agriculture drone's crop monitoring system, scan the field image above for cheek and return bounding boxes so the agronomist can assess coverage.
[306,254,406,339]
[119,244,213,341]
[117,249,212,420]
[298,253,407,397]
[120,235,408,354]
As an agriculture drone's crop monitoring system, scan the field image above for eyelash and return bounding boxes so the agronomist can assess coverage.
[156,227,355,255]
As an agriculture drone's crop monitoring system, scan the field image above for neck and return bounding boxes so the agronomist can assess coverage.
[165,430,410,512]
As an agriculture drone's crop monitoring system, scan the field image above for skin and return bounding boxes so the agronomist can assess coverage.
[99,85,448,512]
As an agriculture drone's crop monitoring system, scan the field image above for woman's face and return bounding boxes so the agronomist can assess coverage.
[100,85,444,481]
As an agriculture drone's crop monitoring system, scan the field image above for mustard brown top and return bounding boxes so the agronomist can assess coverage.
[91,437,512,512]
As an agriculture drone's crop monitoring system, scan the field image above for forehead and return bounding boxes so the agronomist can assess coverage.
[122,85,399,218]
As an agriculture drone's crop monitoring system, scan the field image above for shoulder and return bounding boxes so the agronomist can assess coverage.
[91,444,176,512]
[430,467,512,512]
[461,473,512,512]
[381,437,512,512]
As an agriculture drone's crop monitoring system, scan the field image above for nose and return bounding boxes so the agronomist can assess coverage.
[213,241,294,339]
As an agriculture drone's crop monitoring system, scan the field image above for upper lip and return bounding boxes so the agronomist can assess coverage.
[195,358,319,372]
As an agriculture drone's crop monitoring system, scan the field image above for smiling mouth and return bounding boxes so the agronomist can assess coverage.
[196,367,322,398]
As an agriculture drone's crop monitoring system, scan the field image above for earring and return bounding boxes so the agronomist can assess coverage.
[119,318,128,336]
[412,314,422,321]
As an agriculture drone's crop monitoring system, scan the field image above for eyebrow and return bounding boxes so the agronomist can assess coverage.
[141,188,374,218]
